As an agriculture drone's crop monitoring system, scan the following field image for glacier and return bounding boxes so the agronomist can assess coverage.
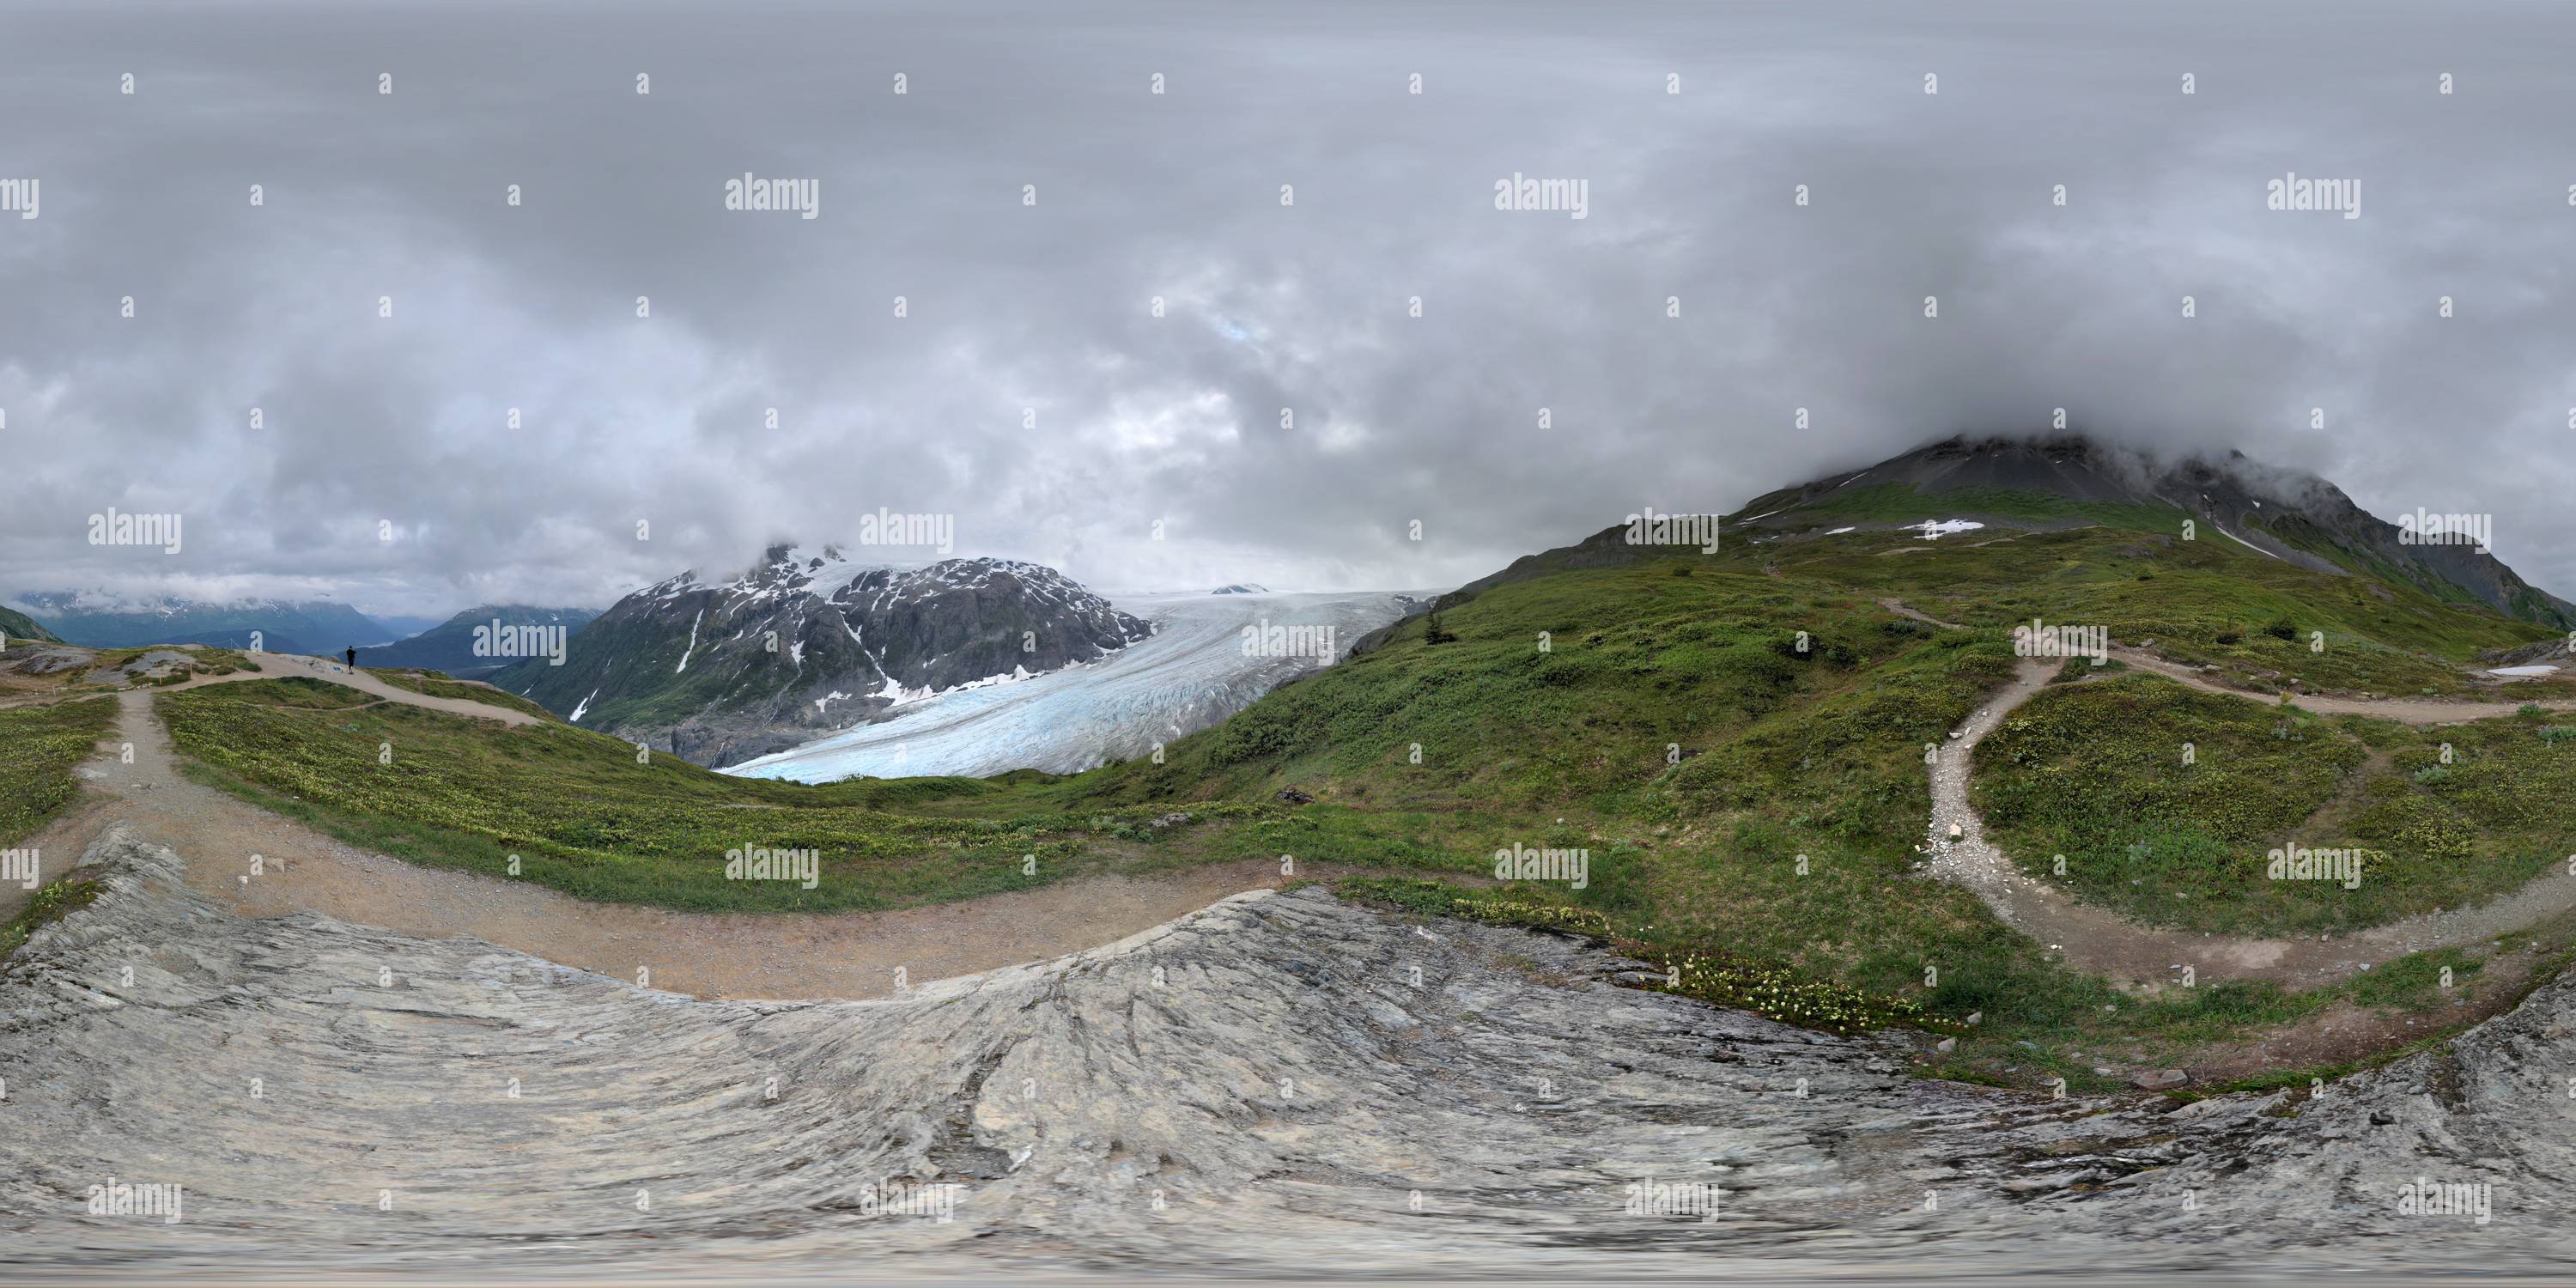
[723,590,1423,782]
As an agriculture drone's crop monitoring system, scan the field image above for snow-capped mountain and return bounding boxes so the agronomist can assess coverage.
[727,590,1423,782]
[495,545,1152,766]
[1210,583,1269,595]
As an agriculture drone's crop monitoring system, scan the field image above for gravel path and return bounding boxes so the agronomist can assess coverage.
[18,688,1413,1002]
[0,645,541,724]
[1891,600,2576,987]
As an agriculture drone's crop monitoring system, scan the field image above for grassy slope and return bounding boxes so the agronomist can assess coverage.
[0,697,116,847]
[1977,674,2576,934]
[368,667,561,720]
[152,502,2566,1084]
[0,606,60,644]
[159,677,1477,914]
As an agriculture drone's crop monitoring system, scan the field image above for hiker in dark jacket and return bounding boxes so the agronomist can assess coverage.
[344,647,355,670]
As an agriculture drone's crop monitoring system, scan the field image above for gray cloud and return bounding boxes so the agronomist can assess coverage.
[6,0,2575,617]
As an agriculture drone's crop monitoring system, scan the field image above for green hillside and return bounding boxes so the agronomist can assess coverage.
[0,605,60,644]
[153,509,2576,1087]
[0,697,116,848]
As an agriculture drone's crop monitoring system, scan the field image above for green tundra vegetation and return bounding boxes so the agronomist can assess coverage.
[0,696,116,848]
[1978,675,2576,936]
[153,487,2575,1087]
[366,667,559,719]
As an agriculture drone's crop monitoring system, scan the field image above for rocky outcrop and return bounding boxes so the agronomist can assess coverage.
[3,828,2572,1276]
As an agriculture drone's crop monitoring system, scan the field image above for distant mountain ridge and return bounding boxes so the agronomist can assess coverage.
[495,545,1153,767]
[14,592,399,655]
[358,605,602,677]
[1424,434,2575,629]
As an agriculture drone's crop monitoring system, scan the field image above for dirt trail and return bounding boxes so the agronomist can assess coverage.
[1885,598,2576,987]
[2105,646,2576,725]
[19,688,1385,1001]
[0,645,542,724]
[165,650,545,723]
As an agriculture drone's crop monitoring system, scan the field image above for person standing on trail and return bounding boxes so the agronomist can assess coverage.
[344,646,355,670]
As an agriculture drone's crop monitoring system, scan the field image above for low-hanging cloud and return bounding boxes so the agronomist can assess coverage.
[5,0,2574,618]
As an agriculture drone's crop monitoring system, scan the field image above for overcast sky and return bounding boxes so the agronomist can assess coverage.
[7,0,2576,617]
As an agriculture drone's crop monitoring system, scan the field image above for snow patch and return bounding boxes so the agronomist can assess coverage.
[568,687,599,722]
[1906,519,1987,541]
[675,610,702,674]
[2212,524,2281,560]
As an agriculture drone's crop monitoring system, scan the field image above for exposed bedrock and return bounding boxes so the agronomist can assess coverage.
[1,829,2568,1275]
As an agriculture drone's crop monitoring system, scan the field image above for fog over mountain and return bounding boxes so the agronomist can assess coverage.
[9,0,2576,617]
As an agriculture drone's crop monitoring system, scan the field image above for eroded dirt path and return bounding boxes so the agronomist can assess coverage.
[24,688,1388,1001]
[2104,645,2576,724]
[0,645,543,724]
[1888,598,2576,987]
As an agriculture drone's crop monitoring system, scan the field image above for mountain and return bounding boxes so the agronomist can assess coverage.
[726,591,1421,781]
[368,614,449,640]
[14,592,398,655]
[494,546,1153,767]
[1211,583,1269,595]
[1426,434,2575,629]
[356,605,602,677]
[0,605,60,645]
